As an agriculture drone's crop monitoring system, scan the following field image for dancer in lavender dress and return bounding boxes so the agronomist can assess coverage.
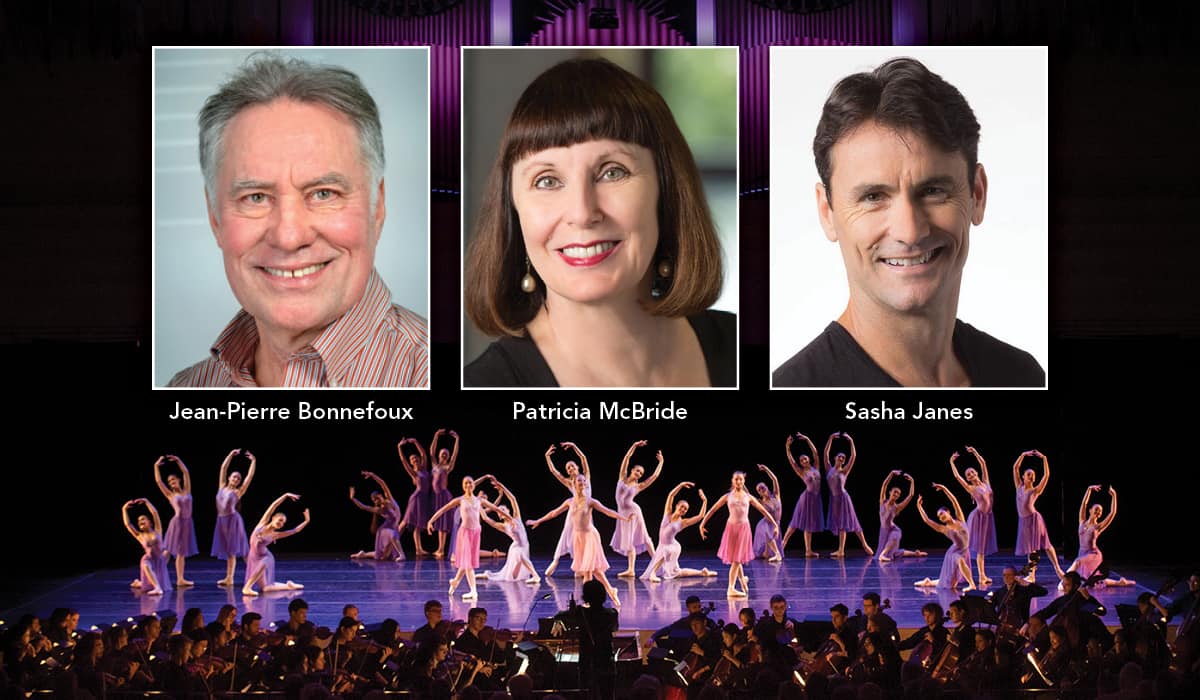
[154,454,198,588]
[753,463,784,562]
[428,428,460,558]
[1012,450,1065,581]
[611,439,663,577]
[212,448,256,586]
[1066,485,1132,586]
[914,484,976,591]
[397,437,434,556]
[478,476,540,583]
[428,476,504,599]
[528,473,627,606]
[700,470,778,599]
[874,470,926,561]
[950,446,997,585]
[123,498,171,596]
[243,493,310,597]
[641,481,715,581]
[782,432,824,557]
[824,432,873,557]
[349,471,405,561]
[543,441,592,577]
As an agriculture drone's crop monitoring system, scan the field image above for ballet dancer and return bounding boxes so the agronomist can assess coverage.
[782,432,824,558]
[611,439,662,577]
[122,498,171,596]
[527,473,627,606]
[349,471,406,562]
[429,428,460,558]
[476,476,539,584]
[875,470,926,562]
[242,493,310,596]
[543,441,592,577]
[641,481,715,582]
[914,484,976,591]
[824,432,873,557]
[1066,485,1132,586]
[1013,450,1066,581]
[950,446,997,586]
[699,469,779,598]
[752,464,784,562]
[427,476,504,599]
[213,448,256,587]
[397,437,435,556]
[154,454,198,587]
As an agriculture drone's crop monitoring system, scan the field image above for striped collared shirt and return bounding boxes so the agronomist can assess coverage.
[168,270,428,388]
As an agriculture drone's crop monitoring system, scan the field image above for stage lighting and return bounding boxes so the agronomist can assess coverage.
[588,6,618,29]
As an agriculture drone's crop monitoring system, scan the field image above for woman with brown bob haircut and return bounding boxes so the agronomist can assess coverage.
[464,57,735,387]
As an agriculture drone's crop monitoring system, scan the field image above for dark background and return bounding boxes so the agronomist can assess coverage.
[0,1,1196,604]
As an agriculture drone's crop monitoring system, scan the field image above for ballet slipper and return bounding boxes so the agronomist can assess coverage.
[394,555,405,563]
[610,592,621,608]
[863,546,875,556]
[962,583,977,592]
[806,551,819,558]
[702,568,716,577]
[915,550,928,557]
[768,555,782,563]
[618,570,636,578]
[147,587,164,596]
[177,579,195,588]
[830,551,844,559]
[647,574,663,583]
[241,587,259,597]
[879,555,892,563]
[287,581,303,589]
[493,549,504,557]
[525,575,541,584]
[914,577,936,587]
[980,576,993,587]
[130,579,142,588]
[462,590,478,600]
[217,578,234,587]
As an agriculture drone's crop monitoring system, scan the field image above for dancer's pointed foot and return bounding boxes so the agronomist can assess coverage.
[914,577,936,587]
[879,555,892,563]
[525,575,541,584]
[611,592,621,608]
[647,574,662,583]
[130,579,142,588]
[830,551,845,559]
[177,579,195,588]
[979,575,993,587]
[462,590,478,600]
[618,569,636,578]
[768,555,782,563]
[962,583,977,592]
[217,578,234,587]
[914,550,928,557]
[241,587,258,597]
[702,568,716,577]
[863,546,874,556]
[726,587,747,598]
[805,551,819,558]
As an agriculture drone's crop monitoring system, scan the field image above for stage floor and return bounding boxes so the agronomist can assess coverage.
[3,551,1165,634]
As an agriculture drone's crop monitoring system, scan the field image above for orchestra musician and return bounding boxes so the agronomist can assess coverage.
[411,599,444,649]
[752,594,803,675]
[649,596,716,658]
[707,623,757,690]
[993,566,1049,635]
[898,602,950,674]
[1034,571,1110,651]
[681,613,723,694]
[451,607,513,690]
[858,592,898,644]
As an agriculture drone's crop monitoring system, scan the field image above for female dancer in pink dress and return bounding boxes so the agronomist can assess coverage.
[782,433,824,557]
[543,442,592,576]
[950,446,997,585]
[349,471,405,561]
[528,473,627,605]
[641,482,715,582]
[397,437,435,555]
[154,455,197,587]
[213,448,256,586]
[243,493,311,596]
[428,428,460,558]
[875,470,925,561]
[699,470,779,598]
[1013,450,1066,581]
[123,498,171,596]
[824,432,873,557]
[914,484,976,591]
[1066,485,1132,586]
[477,476,540,584]
[611,439,663,577]
[752,464,784,562]
[427,476,504,599]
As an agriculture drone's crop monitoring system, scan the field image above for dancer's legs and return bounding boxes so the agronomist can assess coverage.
[175,556,194,587]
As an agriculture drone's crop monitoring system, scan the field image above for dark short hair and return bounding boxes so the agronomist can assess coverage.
[975,629,995,645]
[582,579,608,607]
[339,616,359,631]
[288,598,309,613]
[425,600,443,613]
[241,612,262,627]
[813,57,980,195]
[466,58,724,337]
[686,595,703,605]
[770,594,787,605]
[1062,571,1082,588]
[689,613,710,626]
[830,603,849,617]
[862,592,881,607]
[949,600,968,615]
[468,608,487,621]
[921,602,944,621]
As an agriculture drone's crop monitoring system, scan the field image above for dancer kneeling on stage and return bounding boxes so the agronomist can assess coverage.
[914,484,976,591]
[874,470,926,561]
[642,481,715,582]
[123,498,171,596]
[243,493,310,596]
[528,473,628,605]
[476,475,540,584]
[1066,484,1132,586]
[349,470,405,561]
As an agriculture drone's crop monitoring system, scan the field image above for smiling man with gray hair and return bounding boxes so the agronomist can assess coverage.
[169,53,427,387]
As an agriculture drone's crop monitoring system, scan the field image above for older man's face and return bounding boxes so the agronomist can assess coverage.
[816,121,986,319]
[207,98,384,344]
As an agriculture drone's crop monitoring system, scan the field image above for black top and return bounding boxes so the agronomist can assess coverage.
[772,319,1045,388]
[464,310,737,387]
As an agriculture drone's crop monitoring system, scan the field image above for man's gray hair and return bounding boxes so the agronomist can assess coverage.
[198,53,385,203]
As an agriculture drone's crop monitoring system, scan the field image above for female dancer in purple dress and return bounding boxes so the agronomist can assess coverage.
[349,471,405,561]
[914,484,976,591]
[477,476,540,584]
[243,493,310,596]
[213,448,256,586]
[950,446,997,586]
[428,428,460,558]
[782,433,823,557]
[1013,450,1066,581]
[543,441,592,577]
[611,439,663,577]
[875,470,925,561]
[154,455,197,588]
[824,432,873,557]
[1066,485,1132,586]
[123,498,171,596]
[699,470,779,599]
[528,473,627,606]
[397,437,435,556]
[641,482,715,582]
[427,476,504,599]
[752,464,784,562]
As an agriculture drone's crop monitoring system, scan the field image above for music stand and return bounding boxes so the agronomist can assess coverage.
[960,592,1000,627]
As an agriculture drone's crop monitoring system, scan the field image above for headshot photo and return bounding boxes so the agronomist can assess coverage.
[153,48,429,388]
[461,48,738,388]
[770,47,1047,388]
